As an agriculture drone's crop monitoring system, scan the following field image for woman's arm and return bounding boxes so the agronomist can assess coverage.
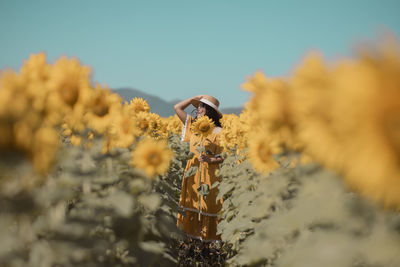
[174,95,203,123]
[199,155,224,164]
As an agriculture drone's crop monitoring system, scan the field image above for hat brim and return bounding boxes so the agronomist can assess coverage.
[191,99,223,118]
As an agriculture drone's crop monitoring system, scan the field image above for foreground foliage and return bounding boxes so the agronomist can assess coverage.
[0,135,188,267]
[217,153,400,266]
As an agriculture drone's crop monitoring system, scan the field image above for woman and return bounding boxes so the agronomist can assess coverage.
[174,95,224,242]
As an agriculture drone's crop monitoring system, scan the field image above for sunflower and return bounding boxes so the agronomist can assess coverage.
[109,106,139,148]
[155,117,169,139]
[84,85,122,134]
[131,138,174,178]
[166,115,182,136]
[0,70,29,120]
[191,116,215,138]
[147,112,163,137]
[20,52,50,83]
[46,56,92,111]
[128,97,150,115]
[247,134,280,174]
[135,112,151,133]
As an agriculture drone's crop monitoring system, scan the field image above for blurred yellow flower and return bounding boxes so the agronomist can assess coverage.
[0,70,29,120]
[166,115,182,136]
[20,52,50,83]
[247,134,280,174]
[219,114,247,153]
[110,106,139,148]
[147,112,163,137]
[84,85,122,134]
[70,135,82,146]
[131,138,174,178]
[47,56,92,110]
[136,111,151,133]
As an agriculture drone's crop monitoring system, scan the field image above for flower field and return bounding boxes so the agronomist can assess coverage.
[1,35,400,266]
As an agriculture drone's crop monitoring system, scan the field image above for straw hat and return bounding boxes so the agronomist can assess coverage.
[191,95,223,118]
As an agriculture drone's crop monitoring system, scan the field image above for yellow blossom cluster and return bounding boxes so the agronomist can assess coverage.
[0,53,180,179]
[241,36,400,209]
[219,114,248,154]
[0,53,89,175]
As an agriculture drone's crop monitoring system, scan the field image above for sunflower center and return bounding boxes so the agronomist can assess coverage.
[92,97,109,117]
[59,83,79,107]
[138,120,149,130]
[199,122,210,132]
[134,106,146,113]
[147,152,162,165]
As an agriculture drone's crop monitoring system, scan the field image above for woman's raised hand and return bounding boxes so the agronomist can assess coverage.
[192,95,203,101]
[175,95,204,123]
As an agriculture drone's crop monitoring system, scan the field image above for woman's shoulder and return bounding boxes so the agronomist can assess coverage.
[213,126,222,134]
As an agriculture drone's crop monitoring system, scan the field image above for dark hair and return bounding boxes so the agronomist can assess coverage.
[192,103,222,127]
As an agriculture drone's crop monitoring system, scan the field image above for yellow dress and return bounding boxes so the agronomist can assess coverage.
[177,115,223,242]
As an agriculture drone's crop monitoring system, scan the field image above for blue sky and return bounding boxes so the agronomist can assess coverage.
[1,0,399,108]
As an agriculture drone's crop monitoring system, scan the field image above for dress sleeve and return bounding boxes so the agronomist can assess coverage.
[180,115,193,142]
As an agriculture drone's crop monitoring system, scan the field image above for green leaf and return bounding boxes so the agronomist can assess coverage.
[184,166,198,178]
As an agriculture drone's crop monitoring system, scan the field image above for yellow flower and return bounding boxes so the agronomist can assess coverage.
[0,70,29,120]
[128,97,150,114]
[63,105,86,133]
[156,117,170,139]
[219,114,247,152]
[147,112,163,137]
[61,123,72,137]
[166,115,182,136]
[84,85,122,134]
[191,116,215,138]
[70,135,82,146]
[247,134,280,174]
[136,111,151,133]
[109,106,139,148]
[325,40,400,209]
[47,56,92,110]
[21,52,51,85]
[135,112,163,138]
[131,138,174,178]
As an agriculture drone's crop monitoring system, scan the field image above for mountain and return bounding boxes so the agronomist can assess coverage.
[220,107,243,115]
[113,88,176,117]
[113,88,243,117]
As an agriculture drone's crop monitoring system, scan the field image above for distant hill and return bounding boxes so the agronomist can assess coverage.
[113,88,176,117]
[113,88,243,117]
